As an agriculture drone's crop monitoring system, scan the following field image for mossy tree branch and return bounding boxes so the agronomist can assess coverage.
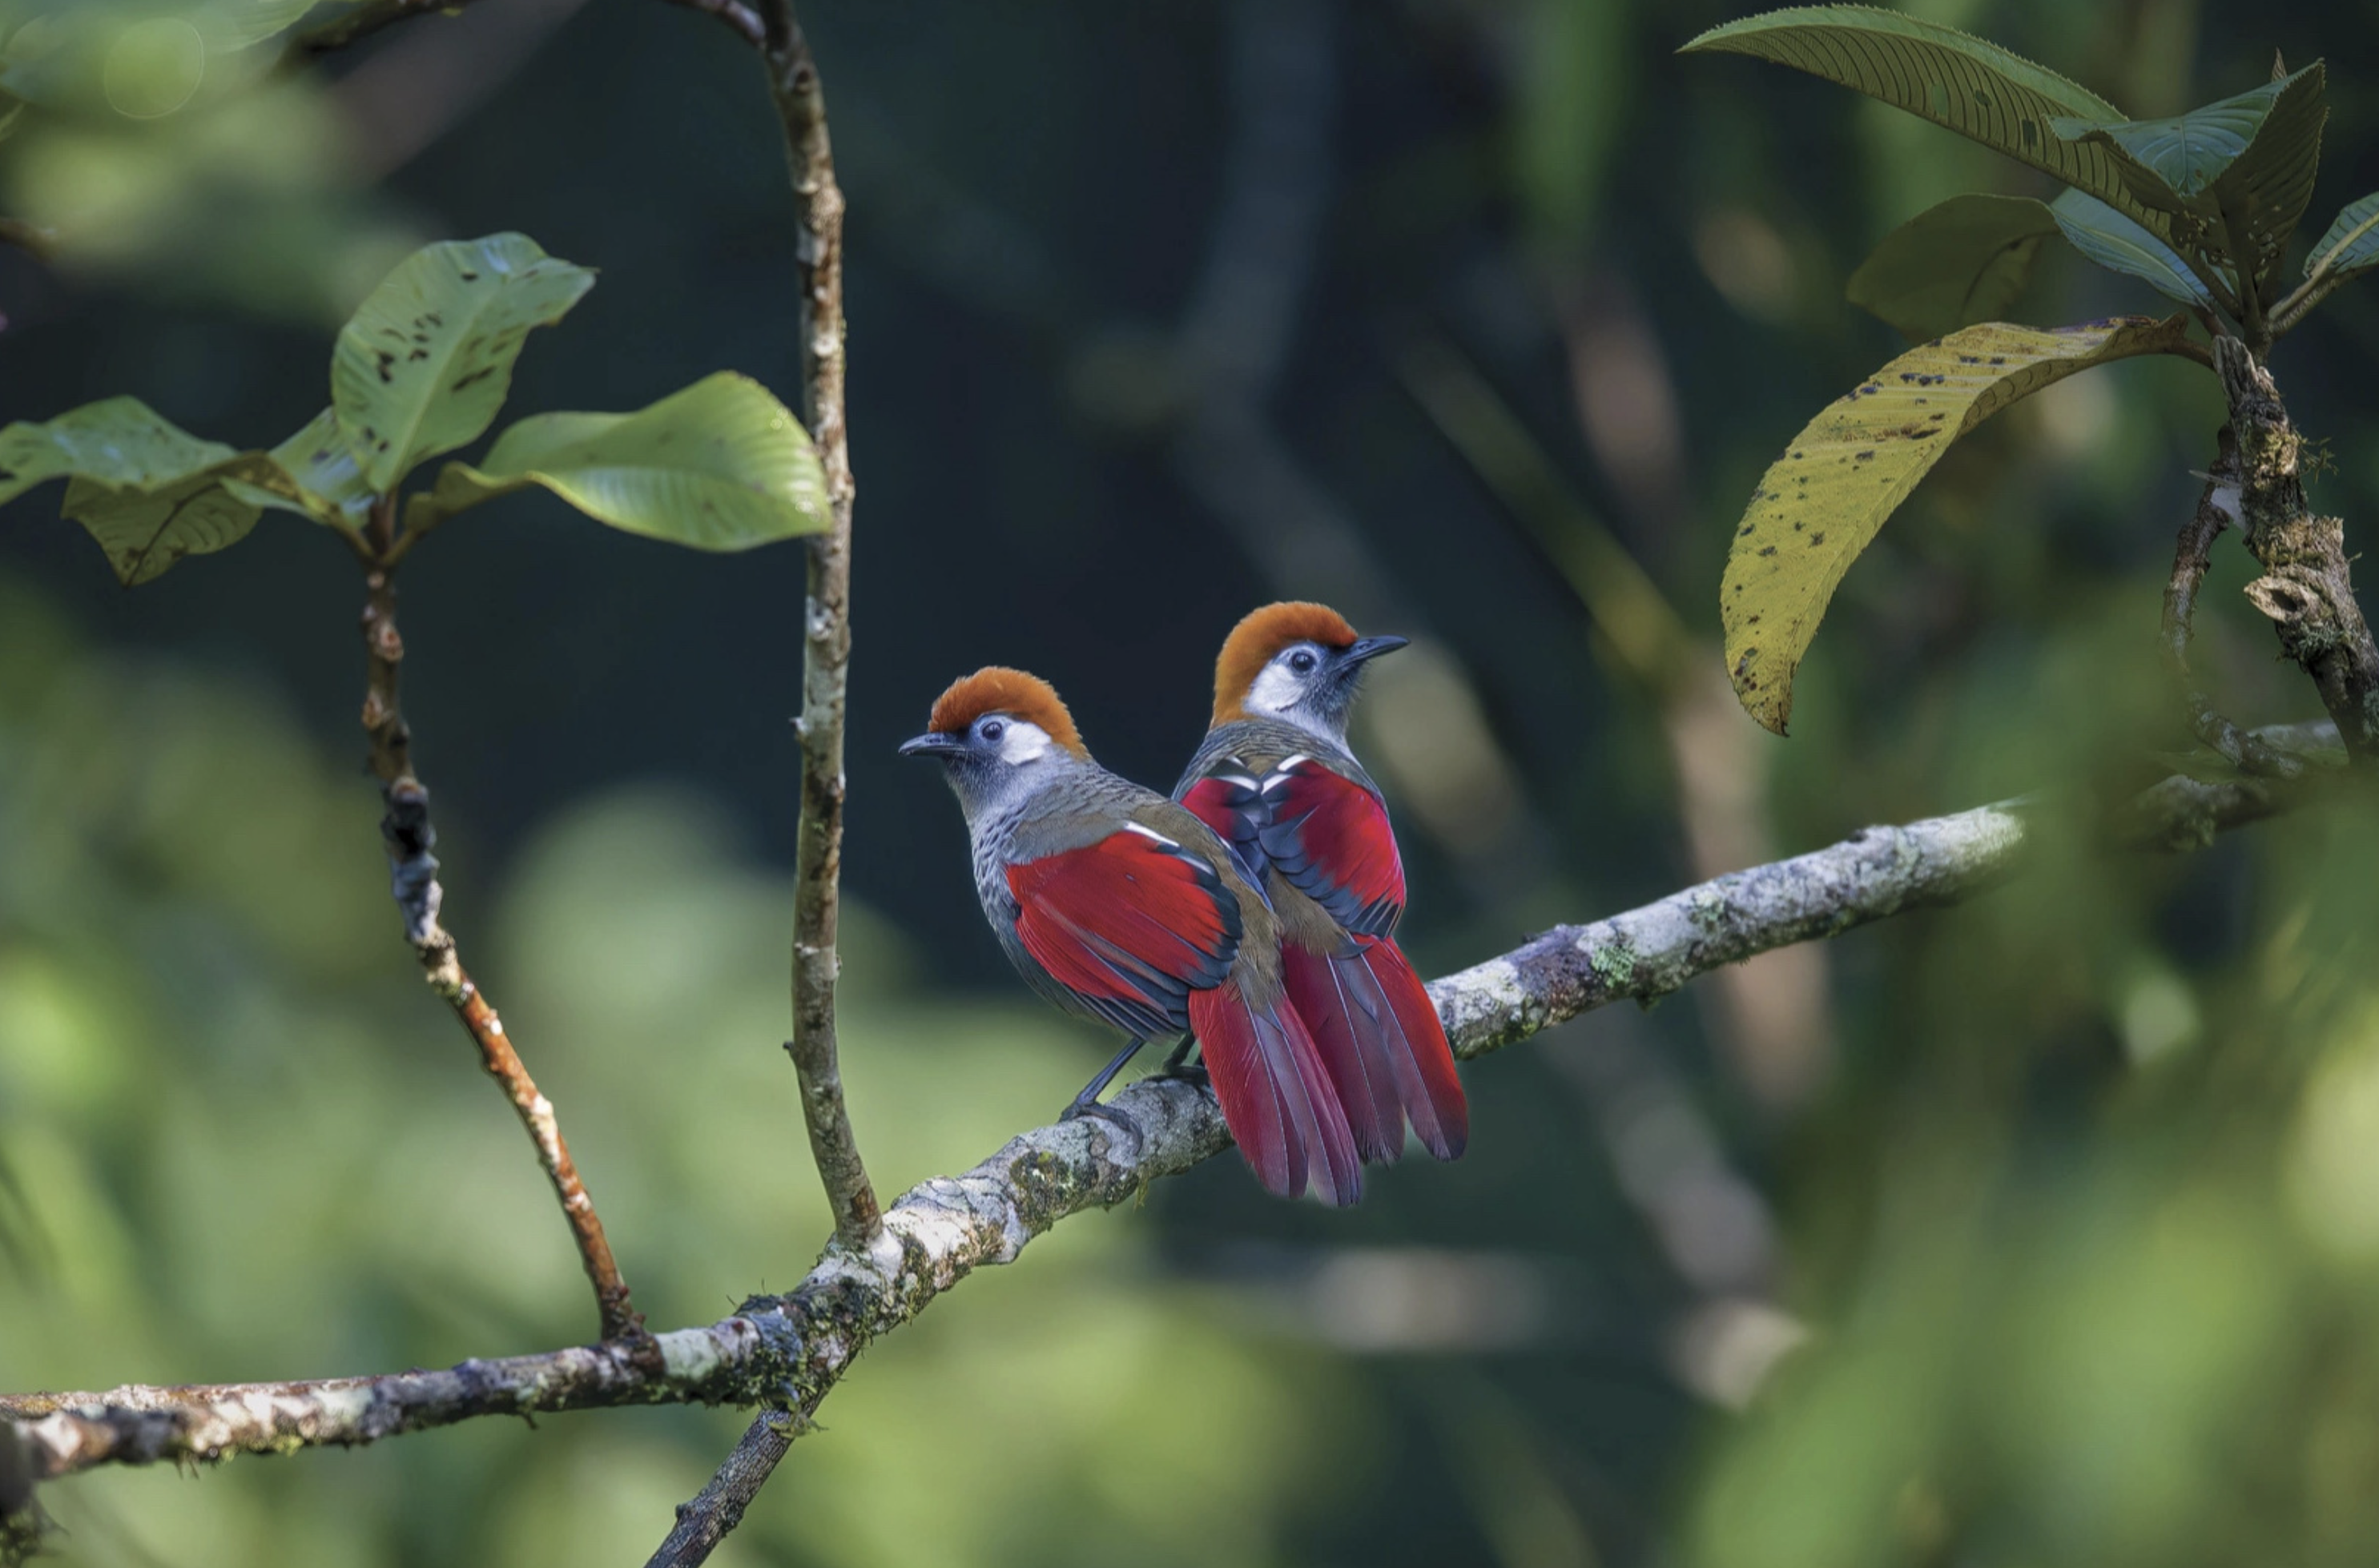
[2,722,2345,1488]
[2212,340,2379,764]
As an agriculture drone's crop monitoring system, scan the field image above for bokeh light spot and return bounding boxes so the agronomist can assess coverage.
[103,18,205,120]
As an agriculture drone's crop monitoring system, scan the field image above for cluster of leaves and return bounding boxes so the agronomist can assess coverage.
[1681,6,2379,734]
[0,233,830,585]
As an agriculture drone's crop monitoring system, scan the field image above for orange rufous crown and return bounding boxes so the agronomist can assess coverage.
[928,667,1089,758]
[1212,601,1359,722]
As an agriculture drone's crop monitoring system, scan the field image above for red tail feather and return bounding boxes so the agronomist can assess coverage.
[1283,939,1467,1163]
[1189,983,1362,1206]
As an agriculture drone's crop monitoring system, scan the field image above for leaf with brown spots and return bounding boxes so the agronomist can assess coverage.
[1721,314,2192,734]
[421,373,829,551]
[330,234,594,495]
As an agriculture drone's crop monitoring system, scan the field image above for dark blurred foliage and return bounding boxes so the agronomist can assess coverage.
[4,0,2379,1563]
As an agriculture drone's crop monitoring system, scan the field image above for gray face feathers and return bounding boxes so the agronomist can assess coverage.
[901,714,1082,820]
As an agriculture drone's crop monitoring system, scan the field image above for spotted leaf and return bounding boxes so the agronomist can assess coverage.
[1722,316,2192,734]
[330,233,594,493]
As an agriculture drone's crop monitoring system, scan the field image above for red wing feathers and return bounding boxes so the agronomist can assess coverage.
[1176,768,1266,883]
[1006,827,1239,1027]
[1256,758,1406,939]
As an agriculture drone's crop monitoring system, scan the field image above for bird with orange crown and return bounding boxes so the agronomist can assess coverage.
[1173,603,1467,1168]
[903,667,1363,1204]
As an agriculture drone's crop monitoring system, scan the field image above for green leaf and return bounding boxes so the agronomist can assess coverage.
[1847,194,2058,342]
[2049,85,2282,204]
[60,467,264,585]
[2305,192,2379,285]
[220,406,374,528]
[1722,315,2192,734]
[424,372,829,551]
[1680,7,2172,245]
[0,393,232,505]
[330,232,594,494]
[2049,190,2216,309]
[0,396,287,584]
[2214,62,2325,295]
[2055,64,2325,296]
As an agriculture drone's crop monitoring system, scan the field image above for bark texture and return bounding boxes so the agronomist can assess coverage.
[2215,339,2379,764]
[767,3,880,1250]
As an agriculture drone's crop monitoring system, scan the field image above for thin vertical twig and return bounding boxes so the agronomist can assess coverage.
[360,498,642,1341]
[2159,427,2300,776]
[650,10,878,1554]
[765,2,881,1252]
[644,1412,797,1568]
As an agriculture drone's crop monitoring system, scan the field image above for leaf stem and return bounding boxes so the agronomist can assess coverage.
[2221,207,2269,353]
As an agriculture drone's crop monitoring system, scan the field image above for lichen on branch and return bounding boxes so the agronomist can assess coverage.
[5,723,2341,1486]
[2213,339,2379,764]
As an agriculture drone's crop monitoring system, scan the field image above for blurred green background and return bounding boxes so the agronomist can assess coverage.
[4,0,2379,1563]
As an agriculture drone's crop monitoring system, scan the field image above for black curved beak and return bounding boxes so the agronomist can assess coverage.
[900,731,964,758]
[1340,634,1410,667]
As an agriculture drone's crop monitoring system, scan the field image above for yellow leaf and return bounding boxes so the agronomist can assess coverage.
[1722,315,2192,734]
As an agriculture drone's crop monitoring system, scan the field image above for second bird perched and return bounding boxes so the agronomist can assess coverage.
[1177,602,1467,1166]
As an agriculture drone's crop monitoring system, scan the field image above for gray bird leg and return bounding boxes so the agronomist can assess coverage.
[1061,1036,1149,1134]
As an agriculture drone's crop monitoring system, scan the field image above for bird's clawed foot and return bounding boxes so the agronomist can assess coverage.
[1059,1035,1148,1140]
[1159,1036,1210,1089]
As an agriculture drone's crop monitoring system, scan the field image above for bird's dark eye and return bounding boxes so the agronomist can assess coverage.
[980,719,1006,743]
[1288,649,1318,675]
